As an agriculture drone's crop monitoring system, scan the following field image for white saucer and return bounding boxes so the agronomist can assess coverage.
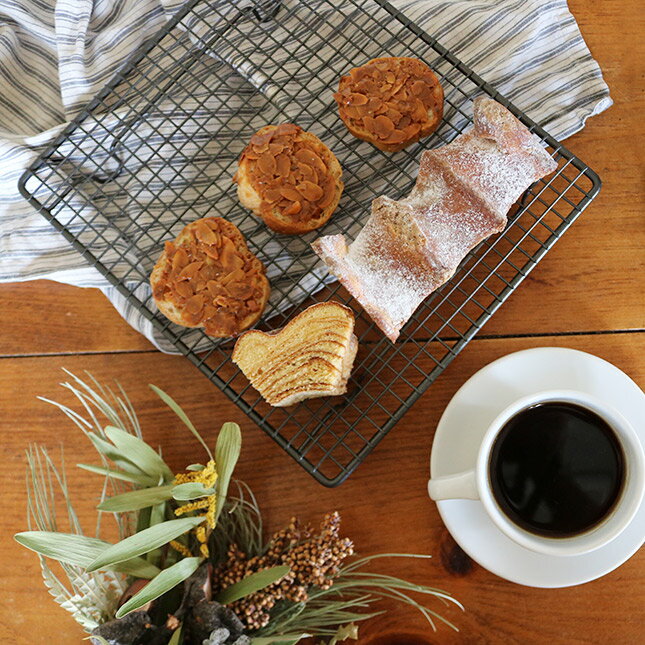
[429,347,645,588]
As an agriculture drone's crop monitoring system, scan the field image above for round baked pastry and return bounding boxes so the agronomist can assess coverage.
[150,217,270,337]
[234,123,343,235]
[334,56,444,152]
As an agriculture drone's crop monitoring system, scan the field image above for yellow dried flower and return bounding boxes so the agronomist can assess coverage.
[174,498,210,516]
[172,460,219,557]
[170,540,193,558]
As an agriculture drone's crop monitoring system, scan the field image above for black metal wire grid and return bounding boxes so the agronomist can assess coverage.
[18,0,601,486]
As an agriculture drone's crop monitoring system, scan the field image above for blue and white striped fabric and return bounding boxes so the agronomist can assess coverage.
[0,0,611,351]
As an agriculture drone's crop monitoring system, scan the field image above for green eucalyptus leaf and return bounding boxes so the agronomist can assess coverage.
[14,531,160,578]
[215,565,289,605]
[172,482,215,501]
[168,626,183,645]
[86,517,204,571]
[186,464,205,471]
[97,485,175,512]
[113,557,161,580]
[104,426,173,481]
[77,463,148,485]
[149,385,213,460]
[147,502,167,567]
[87,636,110,645]
[214,422,241,522]
[87,432,150,478]
[116,557,202,618]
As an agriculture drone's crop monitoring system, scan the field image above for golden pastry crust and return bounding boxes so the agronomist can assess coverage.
[234,124,343,235]
[150,217,270,337]
[232,301,358,407]
[334,56,444,152]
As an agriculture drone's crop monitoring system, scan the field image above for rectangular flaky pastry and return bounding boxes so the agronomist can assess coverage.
[312,97,558,341]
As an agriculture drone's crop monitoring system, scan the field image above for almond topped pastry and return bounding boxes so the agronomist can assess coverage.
[150,217,270,337]
[334,56,444,152]
[234,123,343,235]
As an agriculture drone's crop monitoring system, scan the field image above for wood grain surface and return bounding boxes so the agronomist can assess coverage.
[0,1,643,644]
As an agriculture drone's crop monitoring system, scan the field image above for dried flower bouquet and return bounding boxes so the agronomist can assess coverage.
[15,372,462,644]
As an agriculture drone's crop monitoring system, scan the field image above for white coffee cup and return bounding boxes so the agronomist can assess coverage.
[428,390,645,557]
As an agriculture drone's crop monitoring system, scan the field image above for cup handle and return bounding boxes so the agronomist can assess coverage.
[428,470,478,501]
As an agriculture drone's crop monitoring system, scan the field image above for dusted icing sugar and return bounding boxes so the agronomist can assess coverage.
[312,97,557,341]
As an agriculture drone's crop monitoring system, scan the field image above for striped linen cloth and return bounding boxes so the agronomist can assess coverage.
[0,0,611,352]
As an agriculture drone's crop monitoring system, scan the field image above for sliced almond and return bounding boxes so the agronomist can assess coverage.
[221,268,246,285]
[386,129,408,144]
[250,131,273,147]
[172,248,189,271]
[411,98,427,122]
[275,153,290,177]
[374,114,395,138]
[275,123,300,136]
[299,163,317,183]
[203,245,219,260]
[279,185,302,202]
[243,147,260,160]
[295,148,327,175]
[264,187,283,203]
[226,282,255,299]
[174,280,194,299]
[204,311,237,336]
[318,178,337,209]
[207,280,226,298]
[385,106,403,123]
[185,294,205,315]
[297,181,324,202]
[178,261,202,281]
[283,200,302,216]
[411,80,427,96]
[221,246,245,272]
[195,220,217,245]
[202,304,218,320]
[348,93,368,106]
[257,152,276,176]
[404,123,421,138]
[362,115,377,132]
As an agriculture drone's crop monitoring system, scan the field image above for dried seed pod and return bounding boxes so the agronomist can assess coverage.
[212,512,354,631]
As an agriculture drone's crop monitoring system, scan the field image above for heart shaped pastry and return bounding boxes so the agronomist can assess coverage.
[232,302,358,407]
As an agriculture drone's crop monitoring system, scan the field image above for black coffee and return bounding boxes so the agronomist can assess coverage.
[489,402,624,537]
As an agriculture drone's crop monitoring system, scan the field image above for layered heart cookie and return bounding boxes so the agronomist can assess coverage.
[232,302,358,407]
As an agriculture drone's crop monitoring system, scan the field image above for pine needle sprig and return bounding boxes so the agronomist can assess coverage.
[210,480,264,562]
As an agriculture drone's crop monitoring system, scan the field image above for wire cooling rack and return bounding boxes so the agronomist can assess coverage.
[19,0,600,486]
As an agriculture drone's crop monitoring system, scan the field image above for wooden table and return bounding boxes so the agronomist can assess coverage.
[0,2,643,643]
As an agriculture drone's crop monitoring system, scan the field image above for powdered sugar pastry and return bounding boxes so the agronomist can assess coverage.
[312,97,557,342]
